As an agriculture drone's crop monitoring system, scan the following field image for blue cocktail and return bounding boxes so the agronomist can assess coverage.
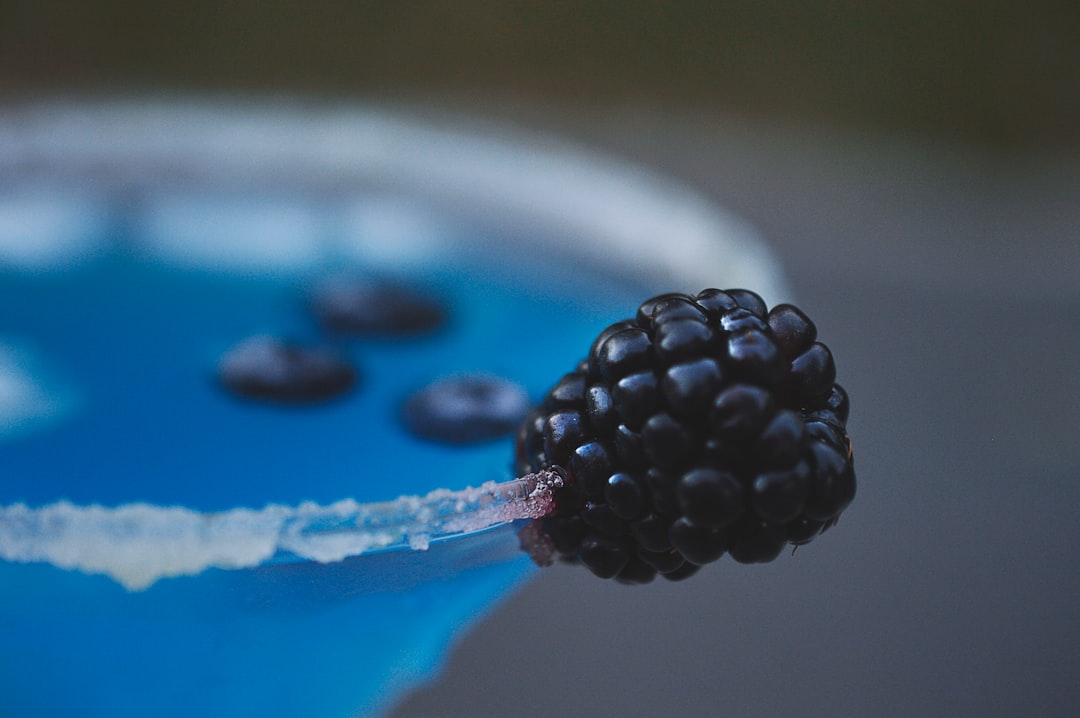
[0,101,785,716]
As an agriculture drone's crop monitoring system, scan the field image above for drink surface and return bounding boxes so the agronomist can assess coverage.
[0,233,641,511]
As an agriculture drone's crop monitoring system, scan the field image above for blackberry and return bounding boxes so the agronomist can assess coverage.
[401,374,530,444]
[516,289,855,582]
[309,276,447,336]
[218,336,357,404]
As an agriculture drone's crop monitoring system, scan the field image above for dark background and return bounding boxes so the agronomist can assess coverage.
[3,1,1080,149]
[4,4,1078,716]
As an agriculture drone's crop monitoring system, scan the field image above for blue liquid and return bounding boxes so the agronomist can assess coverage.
[0,525,534,718]
[1,249,639,510]
[0,218,646,716]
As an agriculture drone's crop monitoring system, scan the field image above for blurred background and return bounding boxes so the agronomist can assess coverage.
[3,1,1079,148]
[4,3,1078,717]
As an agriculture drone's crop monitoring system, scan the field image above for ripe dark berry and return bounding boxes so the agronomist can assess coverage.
[612,370,662,429]
[702,437,752,476]
[636,293,696,326]
[788,342,837,404]
[641,412,698,471]
[542,372,587,410]
[719,307,770,335]
[659,561,701,581]
[586,320,635,376]
[612,423,646,469]
[804,441,857,520]
[644,467,680,515]
[567,441,615,496]
[515,288,856,581]
[638,548,687,574]
[693,288,739,318]
[753,410,807,468]
[661,358,725,420]
[579,534,631,579]
[218,336,357,404]
[630,512,673,552]
[726,288,768,317]
[543,515,586,556]
[787,516,826,545]
[751,461,810,523]
[726,329,786,387]
[669,517,728,565]
[310,276,446,336]
[676,467,743,529]
[727,517,788,564]
[649,296,711,328]
[401,374,529,444]
[581,501,627,537]
[584,382,619,435]
[825,383,851,424]
[616,558,658,585]
[605,472,646,520]
[543,410,589,465]
[595,327,653,382]
[710,384,775,441]
[653,319,716,365]
[804,419,848,452]
[767,303,818,359]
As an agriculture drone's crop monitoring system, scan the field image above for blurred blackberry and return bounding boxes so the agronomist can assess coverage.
[516,289,855,583]
[309,276,447,336]
[401,374,530,444]
[218,336,357,404]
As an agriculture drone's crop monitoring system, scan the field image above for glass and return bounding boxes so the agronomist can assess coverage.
[0,101,784,717]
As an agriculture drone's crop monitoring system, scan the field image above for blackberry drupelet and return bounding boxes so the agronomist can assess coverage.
[516,288,855,583]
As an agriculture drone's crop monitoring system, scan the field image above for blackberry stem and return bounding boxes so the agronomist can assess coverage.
[286,468,565,551]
